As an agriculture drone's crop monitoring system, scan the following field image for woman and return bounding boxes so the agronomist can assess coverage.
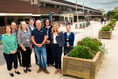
[11,22,22,66]
[1,25,20,77]
[17,21,32,73]
[50,22,65,74]
[43,19,54,66]
[64,25,75,55]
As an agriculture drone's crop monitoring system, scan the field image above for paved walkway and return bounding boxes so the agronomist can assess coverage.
[0,21,118,79]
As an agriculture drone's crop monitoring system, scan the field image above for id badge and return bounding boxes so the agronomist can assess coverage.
[26,39,29,42]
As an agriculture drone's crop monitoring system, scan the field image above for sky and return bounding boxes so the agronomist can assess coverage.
[65,0,118,12]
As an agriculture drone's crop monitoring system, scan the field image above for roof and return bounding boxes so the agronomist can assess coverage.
[40,0,101,13]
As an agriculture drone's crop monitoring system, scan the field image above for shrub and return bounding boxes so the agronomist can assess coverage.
[77,37,100,52]
[71,37,103,59]
[101,26,111,31]
[69,45,93,59]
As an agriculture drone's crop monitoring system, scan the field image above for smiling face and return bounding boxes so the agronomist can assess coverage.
[36,20,41,30]
[11,22,17,30]
[29,19,34,26]
[66,26,71,32]
[5,25,12,34]
[20,21,27,31]
[46,19,50,26]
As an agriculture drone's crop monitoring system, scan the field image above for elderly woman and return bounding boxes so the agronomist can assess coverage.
[17,21,32,73]
[1,25,20,77]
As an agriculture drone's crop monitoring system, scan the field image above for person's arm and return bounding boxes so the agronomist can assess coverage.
[1,34,12,54]
[11,34,18,54]
[41,35,48,45]
[31,36,38,46]
[41,28,48,45]
[71,32,75,45]
[17,30,26,51]
[61,32,65,47]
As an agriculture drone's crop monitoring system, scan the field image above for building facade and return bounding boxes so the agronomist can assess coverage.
[0,0,102,33]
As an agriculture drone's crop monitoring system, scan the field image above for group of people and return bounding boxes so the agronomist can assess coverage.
[1,18,75,77]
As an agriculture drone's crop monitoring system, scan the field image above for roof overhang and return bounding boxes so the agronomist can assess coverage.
[0,13,41,16]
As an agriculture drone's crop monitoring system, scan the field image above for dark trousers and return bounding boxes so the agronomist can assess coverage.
[16,47,22,65]
[46,44,54,65]
[64,46,73,55]
[52,44,62,69]
[20,47,31,68]
[3,53,18,71]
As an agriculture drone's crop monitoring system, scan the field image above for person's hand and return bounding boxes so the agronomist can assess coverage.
[22,47,26,51]
[46,40,50,44]
[67,44,70,47]
[36,44,43,48]
[11,51,16,54]
[30,45,33,49]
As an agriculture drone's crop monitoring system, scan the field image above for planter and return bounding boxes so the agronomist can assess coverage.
[63,51,103,79]
[110,25,115,30]
[98,31,112,39]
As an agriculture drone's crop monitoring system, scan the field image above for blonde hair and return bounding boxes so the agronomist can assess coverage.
[19,21,28,31]
[52,22,60,33]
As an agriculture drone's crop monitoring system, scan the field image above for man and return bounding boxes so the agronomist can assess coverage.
[31,20,49,74]
[28,18,38,65]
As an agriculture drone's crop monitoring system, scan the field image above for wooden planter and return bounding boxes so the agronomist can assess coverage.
[98,31,112,39]
[110,25,115,30]
[63,51,103,79]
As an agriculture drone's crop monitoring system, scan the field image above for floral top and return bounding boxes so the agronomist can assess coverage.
[17,30,31,47]
[1,34,18,54]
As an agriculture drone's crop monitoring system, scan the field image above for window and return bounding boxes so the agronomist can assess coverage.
[0,17,5,26]
[7,17,14,25]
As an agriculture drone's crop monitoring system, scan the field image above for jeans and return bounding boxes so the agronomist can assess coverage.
[34,45,47,68]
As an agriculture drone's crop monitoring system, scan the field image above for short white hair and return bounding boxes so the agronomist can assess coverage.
[11,22,16,25]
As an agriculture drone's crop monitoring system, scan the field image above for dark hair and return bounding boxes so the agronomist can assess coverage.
[44,18,51,26]
[5,25,12,33]
[29,18,35,22]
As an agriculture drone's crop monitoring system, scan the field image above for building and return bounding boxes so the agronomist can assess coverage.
[0,0,102,33]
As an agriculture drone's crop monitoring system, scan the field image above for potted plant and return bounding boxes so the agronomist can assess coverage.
[98,26,112,39]
[63,37,106,79]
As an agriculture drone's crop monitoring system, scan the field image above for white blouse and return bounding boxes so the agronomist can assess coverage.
[53,33,57,44]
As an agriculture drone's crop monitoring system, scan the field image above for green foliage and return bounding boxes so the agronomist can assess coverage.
[107,23,113,26]
[106,9,118,20]
[78,37,101,52]
[99,46,108,54]
[0,41,2,45]
[101,26,111,31]
[69,45,93,59]
[70,37,103,59]
[92,38,102,46]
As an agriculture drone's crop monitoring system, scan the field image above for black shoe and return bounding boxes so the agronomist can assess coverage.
[47,64,50,66]
[20,63,22,66]
[29,64,32,67]
[9,73,14,77]
[15,71,21,74]
[27,68,32,72]
[24,70,27,73]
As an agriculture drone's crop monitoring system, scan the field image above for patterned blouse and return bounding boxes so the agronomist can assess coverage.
[17,30,31,47]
